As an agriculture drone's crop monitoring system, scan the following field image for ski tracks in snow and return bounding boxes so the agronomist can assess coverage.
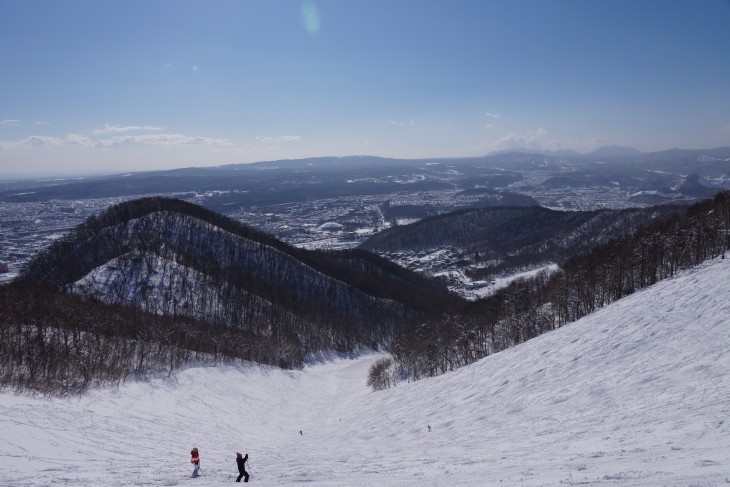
[1,257,730,486]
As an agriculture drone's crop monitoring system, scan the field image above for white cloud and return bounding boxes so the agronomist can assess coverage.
[0,134,92,149]
[255,135,303,144]
[491,128,548,151]
[163,63,173,71]
[483,113,501,129]
[64,134,93,147]
[480,129,614,154]
[278,135,302,142]
[388,120,420,127]
[1,132,228,150]
[1,119,20,125]
[93,124,165,135]
[36,121,51,126]
[192,65,200,72]
[24,135,61,147]
[94,133,231,148]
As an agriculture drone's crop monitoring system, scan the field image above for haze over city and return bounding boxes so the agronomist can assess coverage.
[1,0,729,177]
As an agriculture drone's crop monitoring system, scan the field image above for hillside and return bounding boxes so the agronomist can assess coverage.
[360,204,683,279]
[2,257,728,486]
[12,197,460,375]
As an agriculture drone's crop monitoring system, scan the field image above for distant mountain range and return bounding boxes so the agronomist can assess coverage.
[486,144,644,159]
[2,146,729,207]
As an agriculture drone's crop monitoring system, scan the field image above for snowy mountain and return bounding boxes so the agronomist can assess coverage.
[359,204,682,279]
[2,256,728,486]
[16,197,459,368]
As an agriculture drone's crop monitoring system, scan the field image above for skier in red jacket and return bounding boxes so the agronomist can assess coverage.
[190,447,201,477]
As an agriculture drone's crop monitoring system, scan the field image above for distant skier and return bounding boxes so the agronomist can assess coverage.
[299,430,303,435]
[428,424,431,432]
[236,452,249,482]
[190,447,201,477]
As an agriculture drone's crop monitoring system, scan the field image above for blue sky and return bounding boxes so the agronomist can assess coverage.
[1,0,729,176]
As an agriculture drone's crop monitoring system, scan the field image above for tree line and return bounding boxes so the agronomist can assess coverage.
[361,204,684,280]
[7,192,726,395]
[0,283,288,395]
[371,192,730,387]
[3,197,460,394]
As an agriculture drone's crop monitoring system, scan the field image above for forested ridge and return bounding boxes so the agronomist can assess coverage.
[19,197,459,317]
[5,193,729,395]
[369,192,730,388]
[3,197,460,394]
[20,197,455,309]
[0,284,281,394]
[361,204,684,278]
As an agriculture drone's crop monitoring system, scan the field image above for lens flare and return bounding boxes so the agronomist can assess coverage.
[301,0,320,37]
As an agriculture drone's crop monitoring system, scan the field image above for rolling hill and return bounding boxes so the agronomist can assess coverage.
[360,204,684,279]
[15,197,461,367]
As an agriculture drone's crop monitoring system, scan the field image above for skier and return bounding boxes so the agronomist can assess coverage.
[190,447,201,477]
[236,452,249,482]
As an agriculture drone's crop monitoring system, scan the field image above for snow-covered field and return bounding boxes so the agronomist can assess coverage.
[2,257,730,486]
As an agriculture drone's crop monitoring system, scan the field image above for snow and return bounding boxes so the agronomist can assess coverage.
[466,263,560,299]
[354,227,376,236]
[2,258,730,485]
[67,254,217,318]
[317,222,343,232]
[0,271,19,283]
[439,264,560,299]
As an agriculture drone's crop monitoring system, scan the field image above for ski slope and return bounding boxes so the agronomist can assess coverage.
[2,257,730,486]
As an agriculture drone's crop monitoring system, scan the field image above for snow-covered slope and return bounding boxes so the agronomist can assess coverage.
[2,258,729,486]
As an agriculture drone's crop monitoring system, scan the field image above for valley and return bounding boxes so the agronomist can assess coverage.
[3,3,729,485]
[2,256,728,486]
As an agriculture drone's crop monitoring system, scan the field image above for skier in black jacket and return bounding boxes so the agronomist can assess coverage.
[236,452,249,482]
